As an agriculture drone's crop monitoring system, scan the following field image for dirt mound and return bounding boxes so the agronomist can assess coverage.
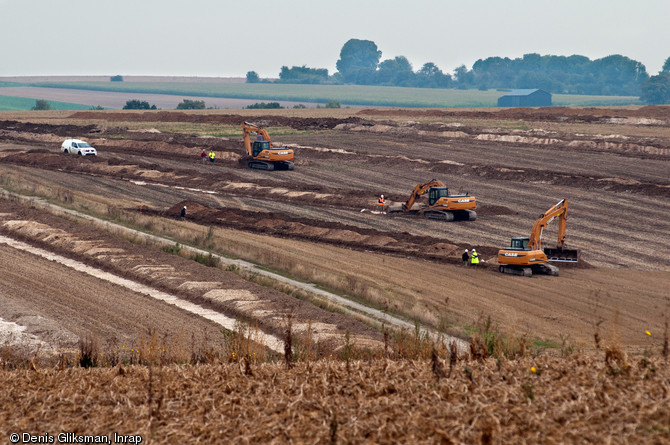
[163,201,487,263]
[0,119,100,136]
[68,112,370,131]
[357,105,670,123]
[0,199,383,353]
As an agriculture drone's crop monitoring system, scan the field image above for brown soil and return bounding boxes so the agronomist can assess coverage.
[358,105,670,122]
[1,107,670,443]
[0,199,383,357]
[0,111,668,270]
[0,107,668,354]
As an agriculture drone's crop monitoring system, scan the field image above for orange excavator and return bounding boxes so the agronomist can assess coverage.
[241,121,295,171]
[497,198,579,277]
[388,179,477,221]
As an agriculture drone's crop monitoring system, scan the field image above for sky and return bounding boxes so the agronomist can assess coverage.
[1,0,668,78]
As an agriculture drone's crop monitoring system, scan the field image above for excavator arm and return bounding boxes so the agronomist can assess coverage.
[402,179,446,211]
[528,198,569,251]
[242,121,273,156]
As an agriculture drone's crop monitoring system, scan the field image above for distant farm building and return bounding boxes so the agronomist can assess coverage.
[497,89,552,107]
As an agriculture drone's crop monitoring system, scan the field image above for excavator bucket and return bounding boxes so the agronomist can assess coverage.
[387,204,405,213]
[544,247,579,263]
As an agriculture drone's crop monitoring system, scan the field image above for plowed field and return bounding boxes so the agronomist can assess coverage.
[0,107,669,354]
[2,106,670,443]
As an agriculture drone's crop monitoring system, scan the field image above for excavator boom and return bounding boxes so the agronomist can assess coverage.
[528,198,568,251]
[402,180,446,212]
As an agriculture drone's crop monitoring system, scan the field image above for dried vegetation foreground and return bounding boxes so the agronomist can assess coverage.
[1,354,669,444]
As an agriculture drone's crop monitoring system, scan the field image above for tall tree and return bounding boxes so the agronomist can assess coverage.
[453,65,474,88]
[662,57,670,73]
[416,62,452,88]
[591,55,648,95]
[377,56,414,86]
[246,71,260,83]
[640,73,670,104]
[336,39,382,84]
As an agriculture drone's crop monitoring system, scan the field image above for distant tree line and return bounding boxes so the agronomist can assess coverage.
[176,99,205,109]
[123,100,157,110]
[244,102,315,109]
[121,99,209,110]
[278,66,328,84]
[245,39,670,104]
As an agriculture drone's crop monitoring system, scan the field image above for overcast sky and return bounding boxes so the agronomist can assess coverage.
[1,0,668,78]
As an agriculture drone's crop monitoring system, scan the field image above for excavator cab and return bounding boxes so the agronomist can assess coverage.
[428,187,449,206]
[509,237,530,250]
[252,140,270,157]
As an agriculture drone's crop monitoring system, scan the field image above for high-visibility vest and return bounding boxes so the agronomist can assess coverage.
[471,252,479,264]
[378,197,385,206]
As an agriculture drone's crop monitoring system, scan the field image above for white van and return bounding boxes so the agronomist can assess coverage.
[61,139,97,156]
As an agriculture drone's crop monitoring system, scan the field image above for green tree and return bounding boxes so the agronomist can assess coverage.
[377,56,414,86]
[279,65,328,84]
[246,71,260,83]
[123,99,156,110]
[110,75,124,82]
[245,102,283,109]
[640,73,670,104]
[453,65,474,88]
[336,39,382,84]
[176,99,206,109]
[31,99,51,110]
[662,57,670,73]
[591,55,648,95]
[416,62,452,88]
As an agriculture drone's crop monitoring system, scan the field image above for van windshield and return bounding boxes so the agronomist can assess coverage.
[77,142,92,148]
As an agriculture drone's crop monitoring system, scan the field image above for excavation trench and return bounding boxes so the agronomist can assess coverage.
[2,190,469,353]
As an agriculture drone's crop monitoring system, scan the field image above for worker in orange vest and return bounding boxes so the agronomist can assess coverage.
[378,194,386,211]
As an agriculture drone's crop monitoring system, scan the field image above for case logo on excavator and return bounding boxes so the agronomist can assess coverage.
[502,252,523,257]
[275,151,291,155]
[457,198,472,203]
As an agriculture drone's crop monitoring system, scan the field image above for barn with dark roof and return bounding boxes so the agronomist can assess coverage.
[497,89,552,107]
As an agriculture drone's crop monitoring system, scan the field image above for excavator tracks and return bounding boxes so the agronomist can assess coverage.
[498,263,559,277]
[423,209,477,222]
[248,161,275,171]
[248,161,295,171]
[424,210,454,221]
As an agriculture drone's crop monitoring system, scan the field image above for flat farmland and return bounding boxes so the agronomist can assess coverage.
[0,106,668,351]
[1,106,670,443]
[0,86,319,110]
[0,77,642,107]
